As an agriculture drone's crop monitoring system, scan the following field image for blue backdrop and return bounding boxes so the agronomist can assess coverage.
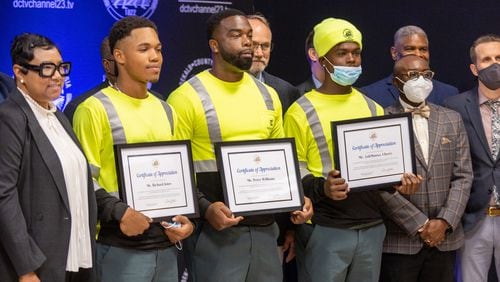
[2,0,499,110]
[1,0,252,109]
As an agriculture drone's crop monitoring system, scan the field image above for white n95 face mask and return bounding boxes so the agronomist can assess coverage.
[399,76,433,104]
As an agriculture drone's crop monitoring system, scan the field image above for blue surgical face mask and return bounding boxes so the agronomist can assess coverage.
[323,57,362,86]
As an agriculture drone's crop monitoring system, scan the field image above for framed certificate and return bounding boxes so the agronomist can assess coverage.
[114,140,199,222]
[331,113,416,191]
[215,138,304,216]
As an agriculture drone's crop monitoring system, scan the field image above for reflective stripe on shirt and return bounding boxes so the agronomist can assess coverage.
[362,94,377,117]
[187,76,223,144]
[249,75,274,111]
[94,91,175,143]
[92,91,174,195]
[297,97,331,178]
[187,75,275,172]
[159,99,175,136]
[297,93,377,178]
[94,92,126,145]
[194,159,217,173]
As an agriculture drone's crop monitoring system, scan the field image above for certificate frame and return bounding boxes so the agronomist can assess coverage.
[331,113,416,191]
[215,138,305,216]
[114,140,199,222]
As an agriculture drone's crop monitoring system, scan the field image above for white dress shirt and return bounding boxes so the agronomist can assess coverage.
[20,88,92,271]
[400,98,429,164]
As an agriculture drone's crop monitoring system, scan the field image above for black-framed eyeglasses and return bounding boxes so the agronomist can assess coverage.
[398,70,434,81]
[21,62,72,78]
[252,42,273,52]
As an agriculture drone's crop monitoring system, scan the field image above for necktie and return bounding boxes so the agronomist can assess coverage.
[486,100,500,159]
[405,105,430,118]
[486,100,500,205]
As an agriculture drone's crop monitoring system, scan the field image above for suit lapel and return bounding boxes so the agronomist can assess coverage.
[425,104,439,169]
[11,89,71,211]
[465,90,492,161]
[386,104,427,170]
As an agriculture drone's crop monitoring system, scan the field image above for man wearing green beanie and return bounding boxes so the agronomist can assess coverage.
[284,18,421,281]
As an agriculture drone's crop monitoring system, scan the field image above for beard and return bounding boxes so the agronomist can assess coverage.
[219,46,253,71]
[249,60,267,75]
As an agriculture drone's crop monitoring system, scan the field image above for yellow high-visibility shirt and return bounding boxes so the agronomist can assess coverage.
[284,88,383,178]
[168,70,284,169]
[73,86,176,194]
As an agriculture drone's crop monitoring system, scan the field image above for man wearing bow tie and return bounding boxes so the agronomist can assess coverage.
[379,54,473,282]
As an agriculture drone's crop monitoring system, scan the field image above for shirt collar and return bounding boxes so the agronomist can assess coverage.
[254,72,264,82]
[18,87,57,114]
[399,97,426,111]
[477,88,500,105]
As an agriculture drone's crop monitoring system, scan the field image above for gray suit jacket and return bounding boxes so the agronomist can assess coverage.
[444,88,500,232]
[380,103,473,254]
[0,89,97,281]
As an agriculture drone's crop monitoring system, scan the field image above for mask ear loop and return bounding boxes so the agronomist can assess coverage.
[163,221,184,250]
[175,240,183,251]
[322,56,335,72]
[394,76,406,93]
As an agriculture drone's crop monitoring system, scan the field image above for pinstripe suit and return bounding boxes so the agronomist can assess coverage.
[379,102,473,281]
[381,102,472,253]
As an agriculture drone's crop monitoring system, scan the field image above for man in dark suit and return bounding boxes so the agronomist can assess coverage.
[0,71,15,102]
[246,14,300,114]
[444,34,500,282]
[362,25,458,107]
[380,55,472,282]
[246,13,303,282]
[296,30,324,96]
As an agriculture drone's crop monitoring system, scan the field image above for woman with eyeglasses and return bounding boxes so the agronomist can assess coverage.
[0,33,96,282]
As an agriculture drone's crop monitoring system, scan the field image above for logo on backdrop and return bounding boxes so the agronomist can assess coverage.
[179,58,212,85]
[12,0,75,9]
[103,0,158,20]
[54,76,73,110]
[178,0,231,14]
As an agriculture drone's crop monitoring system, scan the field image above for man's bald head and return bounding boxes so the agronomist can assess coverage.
[393,54,429,76]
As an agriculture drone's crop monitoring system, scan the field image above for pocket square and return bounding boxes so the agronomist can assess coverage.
[441,137,451,144]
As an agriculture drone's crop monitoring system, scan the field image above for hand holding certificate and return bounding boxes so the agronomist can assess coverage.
[114,141,199,222]
[204,202,244,231]
[290,196,313,224]
[331,113,417,191]
[215,138,304,216]
[323,170,350,200]
[395,172,423,194]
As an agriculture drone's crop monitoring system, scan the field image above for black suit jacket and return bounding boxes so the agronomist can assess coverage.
[0,72,15,103]
[64,81,109,123]
[296,76,316,96]
[0,89,97,281]
[362,74,459,107]
[261,72,301,244]
[262,71,300,114]
[444,88,499,232]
